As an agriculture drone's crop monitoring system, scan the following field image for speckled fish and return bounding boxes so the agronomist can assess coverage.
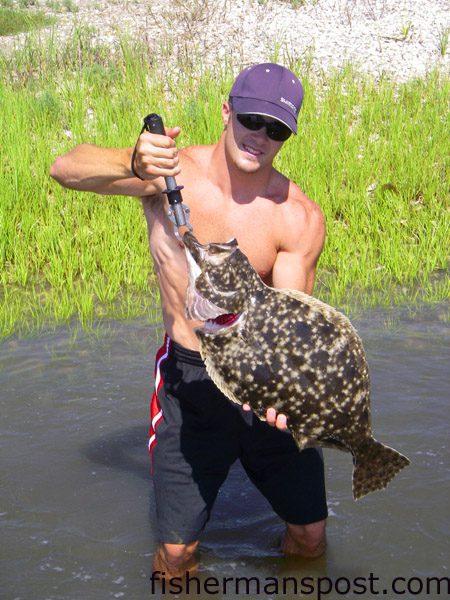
[183,232,410,500]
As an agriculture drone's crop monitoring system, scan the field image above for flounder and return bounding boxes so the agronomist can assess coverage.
[183,232,410,500]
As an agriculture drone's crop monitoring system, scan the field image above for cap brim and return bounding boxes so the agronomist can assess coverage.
[231,97,297,134]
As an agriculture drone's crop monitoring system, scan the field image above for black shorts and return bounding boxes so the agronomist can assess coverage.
[149,336,327,544]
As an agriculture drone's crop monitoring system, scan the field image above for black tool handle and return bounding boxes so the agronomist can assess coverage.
[143,113,166,136]
[142,113,183,204]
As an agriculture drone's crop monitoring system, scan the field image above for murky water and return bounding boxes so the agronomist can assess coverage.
[1,303,449,599]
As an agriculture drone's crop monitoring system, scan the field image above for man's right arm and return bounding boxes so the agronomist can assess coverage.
[49,127,181,197]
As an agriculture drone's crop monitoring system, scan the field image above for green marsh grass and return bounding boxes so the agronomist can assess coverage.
[0,29,448,336]
[0,6,55,36]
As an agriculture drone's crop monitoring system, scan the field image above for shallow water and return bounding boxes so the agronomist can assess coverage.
[1,303,449,600]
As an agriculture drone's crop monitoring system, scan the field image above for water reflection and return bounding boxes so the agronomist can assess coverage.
[1,304,448,599]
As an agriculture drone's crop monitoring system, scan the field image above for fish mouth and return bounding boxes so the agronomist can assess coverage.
[186,285,244,335]
[202,311,245,335]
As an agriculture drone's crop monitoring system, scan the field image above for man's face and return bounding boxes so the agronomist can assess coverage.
[222,102,286,174]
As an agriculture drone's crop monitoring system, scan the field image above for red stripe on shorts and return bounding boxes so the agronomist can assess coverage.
[148,335,171,459]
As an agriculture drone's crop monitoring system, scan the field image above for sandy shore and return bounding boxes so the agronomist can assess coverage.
[1,0,449,80]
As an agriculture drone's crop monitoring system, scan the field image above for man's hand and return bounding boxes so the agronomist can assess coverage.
[133,127,181,180]
[242,404,288,430]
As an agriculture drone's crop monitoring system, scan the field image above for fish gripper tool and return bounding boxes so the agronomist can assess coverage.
[141,113,192,241]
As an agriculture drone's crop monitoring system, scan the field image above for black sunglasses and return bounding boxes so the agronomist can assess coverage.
[236,113,292,142]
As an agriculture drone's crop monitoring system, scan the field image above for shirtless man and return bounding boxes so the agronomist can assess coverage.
[50,63,327,577]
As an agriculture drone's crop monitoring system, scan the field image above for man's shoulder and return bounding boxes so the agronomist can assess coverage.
[179,144,213,170]
[283,178,324,226]
[275,177,325,254]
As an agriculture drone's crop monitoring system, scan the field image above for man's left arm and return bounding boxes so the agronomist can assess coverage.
[272,201,325,295]
[266,200,326,429]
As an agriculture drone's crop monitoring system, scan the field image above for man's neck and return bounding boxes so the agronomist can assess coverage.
[208,134,273,203]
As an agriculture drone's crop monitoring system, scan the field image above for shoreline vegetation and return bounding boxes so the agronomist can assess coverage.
[0,6,55,37]
[0,27,448,338]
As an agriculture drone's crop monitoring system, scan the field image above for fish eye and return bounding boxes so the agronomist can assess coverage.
[208,246,224,255]
[206,240,238,255]
[205,245,237,266]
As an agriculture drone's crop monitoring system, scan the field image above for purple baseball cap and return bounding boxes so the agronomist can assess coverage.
[229,63,304,134]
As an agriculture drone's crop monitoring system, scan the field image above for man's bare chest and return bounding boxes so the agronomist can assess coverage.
[182,188,279,282]
[143,186,279,283]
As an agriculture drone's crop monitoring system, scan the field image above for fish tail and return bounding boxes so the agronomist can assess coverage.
[352,437,410,500]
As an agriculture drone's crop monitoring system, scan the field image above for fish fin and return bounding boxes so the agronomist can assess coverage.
[202,354,243,407]
[320,436,348,451]
[278,287,346,324]
[294,434,316,450]
[352,438,410,501]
